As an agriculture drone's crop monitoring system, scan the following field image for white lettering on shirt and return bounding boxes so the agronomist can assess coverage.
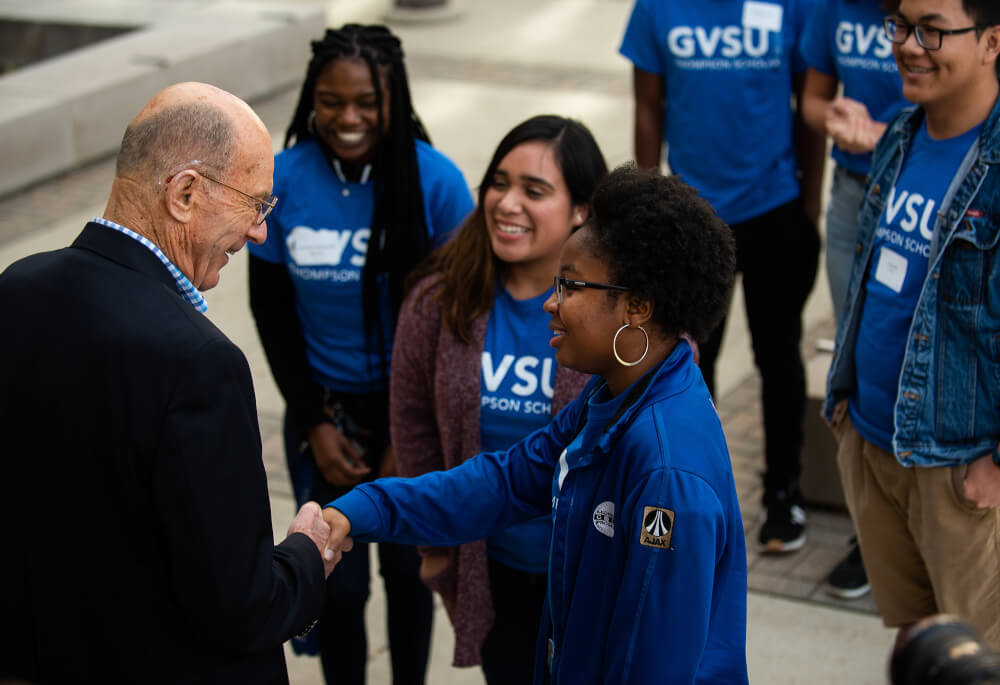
[350,230,370,267]
[885,187,936,240]
[667,25,772,59]
[835,22,893,58]
[512,356,539,396]
[286,226,371,267]
[482,353,556,399]
[482,352,515,393]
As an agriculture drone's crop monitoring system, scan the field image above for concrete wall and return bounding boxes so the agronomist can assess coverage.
[0,2,324,197]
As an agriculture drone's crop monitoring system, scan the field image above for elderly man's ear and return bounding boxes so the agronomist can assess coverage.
[164,170,199,223]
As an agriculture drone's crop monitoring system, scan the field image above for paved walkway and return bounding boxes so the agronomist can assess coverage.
[0,0,895,682]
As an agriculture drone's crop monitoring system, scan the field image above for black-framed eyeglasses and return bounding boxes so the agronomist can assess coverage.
[883,15,983,51]
[553,275,629,304]
[198,171,278,225]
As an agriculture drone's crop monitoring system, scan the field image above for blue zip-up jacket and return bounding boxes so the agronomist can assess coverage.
[824,96,1000,467]
[331,341,748,684]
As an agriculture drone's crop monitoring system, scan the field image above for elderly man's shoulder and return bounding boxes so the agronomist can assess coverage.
[1,240,242,367]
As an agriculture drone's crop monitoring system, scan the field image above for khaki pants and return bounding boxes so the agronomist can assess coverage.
[833,415,1000,648]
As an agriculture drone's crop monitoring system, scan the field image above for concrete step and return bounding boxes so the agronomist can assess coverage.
[0,1,324,197]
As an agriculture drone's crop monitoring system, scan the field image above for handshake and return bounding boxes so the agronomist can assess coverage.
[287,502,355,577]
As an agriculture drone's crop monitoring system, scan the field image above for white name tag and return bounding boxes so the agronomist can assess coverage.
[874,246,907,293]
[742,1,783,32]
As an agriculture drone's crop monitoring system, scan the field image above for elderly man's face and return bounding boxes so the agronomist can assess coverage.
[186,128,272,291]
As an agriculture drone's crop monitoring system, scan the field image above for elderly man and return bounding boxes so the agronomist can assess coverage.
[0,83,343,683]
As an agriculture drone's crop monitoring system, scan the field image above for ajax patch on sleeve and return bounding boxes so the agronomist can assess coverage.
[640,506,675,549]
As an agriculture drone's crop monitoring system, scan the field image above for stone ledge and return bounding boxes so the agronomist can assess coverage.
[0,2,324,197]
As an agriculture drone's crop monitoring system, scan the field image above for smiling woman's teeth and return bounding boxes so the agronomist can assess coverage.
[338,131,365,144]
[498,223,528,235]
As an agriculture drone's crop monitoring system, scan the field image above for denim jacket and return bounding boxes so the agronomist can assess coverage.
[824,96,1000,467]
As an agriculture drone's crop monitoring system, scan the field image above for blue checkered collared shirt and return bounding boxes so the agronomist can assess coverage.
[91,217,208,313]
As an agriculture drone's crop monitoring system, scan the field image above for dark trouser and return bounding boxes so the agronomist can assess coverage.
[481,558,548,685]
[699,198,820,499]
[284,390,433,685]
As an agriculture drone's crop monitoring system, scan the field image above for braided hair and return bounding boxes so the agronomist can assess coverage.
[285,24,433,384]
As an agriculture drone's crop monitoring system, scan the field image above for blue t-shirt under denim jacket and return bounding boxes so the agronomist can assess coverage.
[850,122,982,451]
[826,98,1000,467]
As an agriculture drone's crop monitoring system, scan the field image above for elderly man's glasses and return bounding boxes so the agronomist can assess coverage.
[198,172,277,226]
[553,275,629,304]
[883,16,983,51]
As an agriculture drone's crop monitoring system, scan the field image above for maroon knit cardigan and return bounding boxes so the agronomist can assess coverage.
[389,274,589,667]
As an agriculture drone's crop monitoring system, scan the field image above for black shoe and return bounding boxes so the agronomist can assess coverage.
[825,539,870,599]
[759,490,806,553]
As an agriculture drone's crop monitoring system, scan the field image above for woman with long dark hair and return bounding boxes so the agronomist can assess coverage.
[247,24,474,685]
[392,115,606,682]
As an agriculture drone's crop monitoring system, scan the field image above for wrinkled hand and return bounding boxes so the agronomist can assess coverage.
[321,507,354,564]
[826,96,885,154]
[309,421,370,488]
[963,453,1000,508]
[287,501,344,577]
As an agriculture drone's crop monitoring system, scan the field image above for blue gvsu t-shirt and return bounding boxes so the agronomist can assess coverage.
[851,122,982,450]
[480,286,556,574]
[249,139,473,392]
[619,0,815,224]
[801,0,907,175]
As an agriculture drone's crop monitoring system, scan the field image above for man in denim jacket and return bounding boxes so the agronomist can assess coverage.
[825,0,1000,649]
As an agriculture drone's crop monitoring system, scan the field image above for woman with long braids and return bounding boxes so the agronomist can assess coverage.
[391,115,605,682]
[248,24,474,684]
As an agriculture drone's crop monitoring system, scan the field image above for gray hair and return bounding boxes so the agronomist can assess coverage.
[115,101,235,181]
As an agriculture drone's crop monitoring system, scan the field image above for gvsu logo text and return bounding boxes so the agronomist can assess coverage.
[833,21,897,72]
[835,22,893,58]
[667,26,772,58]
[481,352,555,417]
[287,226,370,267]
[285,226,370,283]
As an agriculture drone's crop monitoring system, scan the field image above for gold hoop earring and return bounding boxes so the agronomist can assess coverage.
[613,323,649,367]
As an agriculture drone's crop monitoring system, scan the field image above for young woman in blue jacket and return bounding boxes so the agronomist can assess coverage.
[322,164,748,684]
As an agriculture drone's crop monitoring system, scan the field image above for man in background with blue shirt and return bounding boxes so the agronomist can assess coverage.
[825,0,1000,648]
[620,0,825,553]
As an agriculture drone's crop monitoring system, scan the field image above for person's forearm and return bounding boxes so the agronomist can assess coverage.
[800,68,839,137]
[797,121,826,224]
[801,93,831,137]
[794,75,827,224]
[635,103,663,169]
[632,67,665,169]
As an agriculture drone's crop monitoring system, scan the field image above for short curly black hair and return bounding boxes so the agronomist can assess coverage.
[582,164,735,342]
